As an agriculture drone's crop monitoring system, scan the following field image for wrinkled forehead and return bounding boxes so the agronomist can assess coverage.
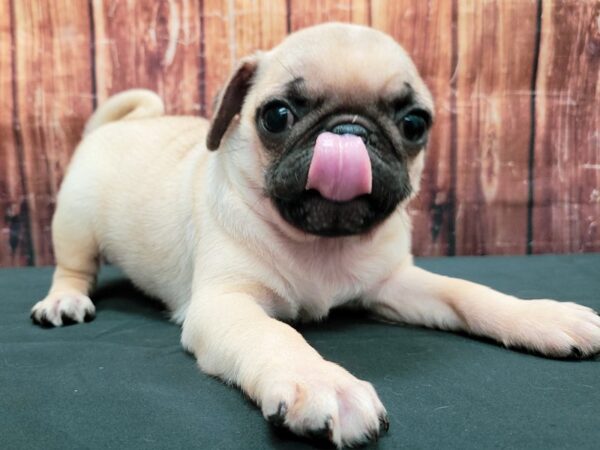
[252,24,432,108]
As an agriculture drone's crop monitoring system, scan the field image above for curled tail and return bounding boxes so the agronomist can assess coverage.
[84,89,165,136]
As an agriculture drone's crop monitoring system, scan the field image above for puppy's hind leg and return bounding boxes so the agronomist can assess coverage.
[31,201,98,327]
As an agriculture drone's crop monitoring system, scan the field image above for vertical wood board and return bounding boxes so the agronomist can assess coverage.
[13,0,94,264]
[93,0,202,115]
[454,0,537,255]
[532,0,600,253]
[0,0,31,265]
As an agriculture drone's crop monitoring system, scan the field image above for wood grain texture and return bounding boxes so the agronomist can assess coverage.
[289,0,371,29]
[0,0,32,265]
[371,0,454,256]
[13,0,94,265]
[532,0,600,253]
[454,0,537,255]
[233,0,287,59]
[1,0,600,267]
[93,0,202,115]
[202,0,233,117]
[202,0,287,117]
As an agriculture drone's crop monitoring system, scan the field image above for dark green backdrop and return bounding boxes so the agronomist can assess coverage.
[1,254,599,449]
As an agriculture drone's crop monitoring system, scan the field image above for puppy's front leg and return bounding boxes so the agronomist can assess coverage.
[181,286,388,447]
[367,261,600,358]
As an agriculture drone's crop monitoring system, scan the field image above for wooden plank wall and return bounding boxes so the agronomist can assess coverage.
[454,0,537,255]
[533,0,600,253]
[0,0,31,266]
[0,0,598,267]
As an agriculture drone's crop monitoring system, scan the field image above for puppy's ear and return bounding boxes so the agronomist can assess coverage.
[206,54,261,151]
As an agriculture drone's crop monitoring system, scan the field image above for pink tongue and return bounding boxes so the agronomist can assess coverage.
[306,132,372,202]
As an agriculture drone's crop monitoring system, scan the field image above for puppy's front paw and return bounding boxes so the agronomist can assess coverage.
[31,292,95,327]
[260,360,388,448]
[504,300,600,358]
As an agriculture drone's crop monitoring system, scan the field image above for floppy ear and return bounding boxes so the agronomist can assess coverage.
[206,55,261,151]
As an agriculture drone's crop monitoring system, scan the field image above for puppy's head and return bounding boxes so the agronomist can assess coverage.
[207,23,433,237]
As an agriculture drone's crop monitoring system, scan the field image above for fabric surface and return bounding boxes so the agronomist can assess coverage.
[1,254,599,449]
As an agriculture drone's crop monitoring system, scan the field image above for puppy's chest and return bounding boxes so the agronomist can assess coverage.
[277,253,377,320]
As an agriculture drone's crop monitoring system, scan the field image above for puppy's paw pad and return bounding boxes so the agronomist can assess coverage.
[31,292,95,327]
[261,362,387,447]
[508,300,600,358]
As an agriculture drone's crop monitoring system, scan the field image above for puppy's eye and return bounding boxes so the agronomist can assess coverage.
[261,102,294,133]
[400,112,429,143]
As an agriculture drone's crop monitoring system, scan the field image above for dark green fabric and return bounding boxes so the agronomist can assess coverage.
[1,254,599,449]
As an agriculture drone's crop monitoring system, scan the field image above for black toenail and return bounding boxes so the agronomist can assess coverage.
[38,312,54,328]
[61,313,77,326]
[367,427,379,442]
[267,401,287,427]
[307,426,330,441]
[84,311,96,323]
[379,413,390,432]
[307,415,334,442]
[570,346,583,358]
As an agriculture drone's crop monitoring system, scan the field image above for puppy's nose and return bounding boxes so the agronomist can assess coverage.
[330,123,369,141]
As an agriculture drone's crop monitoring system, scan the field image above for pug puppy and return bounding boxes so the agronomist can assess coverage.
[31,23,600,447]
